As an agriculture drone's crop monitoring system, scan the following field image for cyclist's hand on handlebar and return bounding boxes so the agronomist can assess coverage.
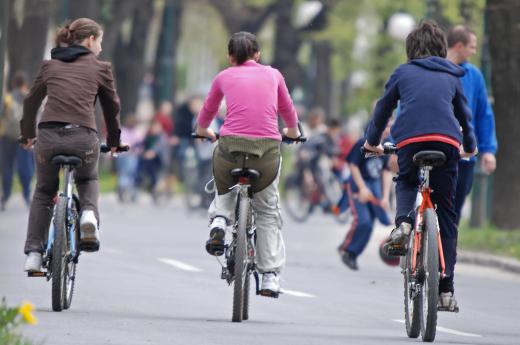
[283,127,301,140]
[196,127,217,143]
[19,137,36,150]
[460,147,478,159]
[110,142,129,157]
[363,141,384,156]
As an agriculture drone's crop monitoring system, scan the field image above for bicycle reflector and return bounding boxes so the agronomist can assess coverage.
[379,238,400,266]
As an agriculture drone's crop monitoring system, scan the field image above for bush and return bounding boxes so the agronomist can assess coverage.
[0,299,37,345]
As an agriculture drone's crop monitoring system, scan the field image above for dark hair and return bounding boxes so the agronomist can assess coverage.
[405,20,447,60]
[11,71,27,89]
[326,118,341,128]
[447,25,476,48]
[228,31,259,65]
[55,18,102,48]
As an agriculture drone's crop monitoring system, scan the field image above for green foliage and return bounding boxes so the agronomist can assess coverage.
[0,299,36,345]
[459,222,520,260]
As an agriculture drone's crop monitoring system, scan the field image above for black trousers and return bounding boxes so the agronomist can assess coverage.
[395,141,460,293]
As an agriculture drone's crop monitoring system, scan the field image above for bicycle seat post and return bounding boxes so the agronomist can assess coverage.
[421,165,433,190]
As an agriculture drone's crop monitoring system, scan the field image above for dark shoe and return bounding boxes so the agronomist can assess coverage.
[205,217,227,256]
[341,251,359,270]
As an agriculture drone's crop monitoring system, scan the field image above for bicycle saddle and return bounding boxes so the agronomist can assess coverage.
[51,155,83,167]
[413,150,446,167]
[230,168,260,180]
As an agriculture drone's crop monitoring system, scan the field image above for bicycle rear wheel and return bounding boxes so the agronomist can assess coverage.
[421,208,440,342]
[404,230,421,338]
[242,272,251,320]
[51,196,68,311]
[232,196,250,322]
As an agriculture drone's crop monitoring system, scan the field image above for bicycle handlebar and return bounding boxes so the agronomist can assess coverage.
[100,144,130,153]
[361,142,397,157]
[191,123,307,144]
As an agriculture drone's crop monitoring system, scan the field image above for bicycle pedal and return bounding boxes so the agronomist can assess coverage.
[385,243,407,256]
[27,271,46,277]
[259,289,280,298]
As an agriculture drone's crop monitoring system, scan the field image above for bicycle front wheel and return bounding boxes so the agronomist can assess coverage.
[421,208,440,342]
[232,195,250,322]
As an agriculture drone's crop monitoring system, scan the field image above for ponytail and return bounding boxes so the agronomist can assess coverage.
[228,32,259,65]
[55,18,102,48]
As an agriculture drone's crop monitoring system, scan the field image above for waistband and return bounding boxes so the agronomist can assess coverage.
[396,134,460,150]
[38,121,81,129]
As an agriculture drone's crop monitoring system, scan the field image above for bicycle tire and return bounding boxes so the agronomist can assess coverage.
[421,208,439,342]
[51,196,68,311]
[283,174,311,223]
[232,196,250,322]
[63,196,79,310]
[404,230,421,338]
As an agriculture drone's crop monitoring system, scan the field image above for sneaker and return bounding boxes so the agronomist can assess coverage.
[205,217,227,256]
[438,292,459,312]
[24,252,43,272]
[79,210,100,252]
[341,251,359,270]
[260,272,280,297]
[383,222,412,256]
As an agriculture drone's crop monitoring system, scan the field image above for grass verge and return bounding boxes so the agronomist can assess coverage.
[458,222,520,261]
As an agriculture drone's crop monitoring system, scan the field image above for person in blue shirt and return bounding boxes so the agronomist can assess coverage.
[338,132,392,271]
[446,25,498,224]
[364,21,477,311]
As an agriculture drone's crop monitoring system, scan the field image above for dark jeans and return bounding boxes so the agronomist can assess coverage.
[454,160,475,225]
[1,136,35,203]
[136,157,162,191]
[395,142,459,293]
[24,126,99,254]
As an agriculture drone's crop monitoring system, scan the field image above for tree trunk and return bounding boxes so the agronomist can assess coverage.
[68,0,100,21]
[113,0,154,120]
[7,0,51,88]
[100,0,140,62]
[210,0,275,34]
[153,0,183,107]
[310,40,332,115]
[272,0,303,92]
[0,0,11,116]
[488,0,520,229]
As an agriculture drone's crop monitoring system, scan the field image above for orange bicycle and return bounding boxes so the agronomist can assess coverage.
[364,143,450,342]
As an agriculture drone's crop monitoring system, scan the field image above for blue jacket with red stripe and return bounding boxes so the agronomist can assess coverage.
[366,57,477,153]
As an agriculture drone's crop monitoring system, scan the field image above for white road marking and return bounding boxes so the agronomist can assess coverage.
[392,319,482,338]
[158,258,204,272]
[280,288,316,298]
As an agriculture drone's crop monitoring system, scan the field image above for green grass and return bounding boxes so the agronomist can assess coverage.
[458,222,520,261]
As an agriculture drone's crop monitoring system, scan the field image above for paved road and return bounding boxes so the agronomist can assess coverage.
[1,194,519,345]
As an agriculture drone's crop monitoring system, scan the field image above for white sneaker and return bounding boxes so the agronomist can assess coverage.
[80,210,100,252]
[260,272,280,297]
[24,252,43,272]
[210,216,227,232]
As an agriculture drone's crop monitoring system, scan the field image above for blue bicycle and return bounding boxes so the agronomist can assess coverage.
[28,144,128,311]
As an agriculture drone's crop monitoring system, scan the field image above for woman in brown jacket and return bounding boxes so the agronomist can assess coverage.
[21,18,122,272]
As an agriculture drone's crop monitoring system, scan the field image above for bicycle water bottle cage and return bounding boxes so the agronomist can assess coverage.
[51,155,83,167]
[230,168,261,182]
[412,151,446,168]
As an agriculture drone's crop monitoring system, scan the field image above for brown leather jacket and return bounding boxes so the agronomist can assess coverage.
[21,46,121,146]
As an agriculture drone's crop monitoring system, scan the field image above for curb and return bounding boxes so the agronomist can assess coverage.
[458,250,520,274]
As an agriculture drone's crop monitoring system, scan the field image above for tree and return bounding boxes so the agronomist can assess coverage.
[487,0,520,229]
[211,0,276,34]
[153,0,183,107]
[7,0,51,88]
[113,0,154,119]
[0,0,11,114]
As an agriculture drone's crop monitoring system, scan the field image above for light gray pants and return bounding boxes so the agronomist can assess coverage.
[209,164,285,274]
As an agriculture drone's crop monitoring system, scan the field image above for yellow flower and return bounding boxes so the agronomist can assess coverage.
[18,301,38,325]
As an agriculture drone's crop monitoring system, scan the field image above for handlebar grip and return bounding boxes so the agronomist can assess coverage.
[191,133,220,140]
[100,144,130,153]
[360,142,397,157]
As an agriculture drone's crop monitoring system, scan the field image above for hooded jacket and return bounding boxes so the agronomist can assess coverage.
[366,56,476,153]
[21,45,121,146]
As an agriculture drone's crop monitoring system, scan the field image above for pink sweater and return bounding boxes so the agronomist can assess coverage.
[197,60,298,141]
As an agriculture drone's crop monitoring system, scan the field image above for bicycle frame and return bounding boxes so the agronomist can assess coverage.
[410,166,447,278]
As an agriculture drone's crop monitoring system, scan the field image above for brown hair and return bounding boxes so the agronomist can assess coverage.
[55,18,102,47]
[447,25,476,48]
[405,20,447,60]
[228,32,259,65]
